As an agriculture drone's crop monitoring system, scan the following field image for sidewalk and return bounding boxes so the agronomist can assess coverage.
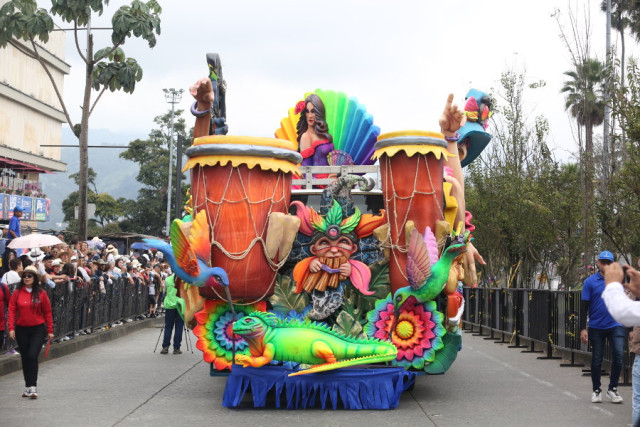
[0,325,634,426]
[0,316,162,377]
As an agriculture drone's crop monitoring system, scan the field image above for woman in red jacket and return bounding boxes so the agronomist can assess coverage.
[7,265,54,399]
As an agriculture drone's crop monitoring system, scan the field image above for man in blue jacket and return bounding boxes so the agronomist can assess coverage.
[7,206,22,243]
[581,250,625,404]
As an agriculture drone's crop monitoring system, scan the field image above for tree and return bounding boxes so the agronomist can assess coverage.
[602,58,640,263]
[69,167,98,194]
[62,167,123,228]
[118,109,191,235]
[601,0,633,166]
[466,69,583,289]
[0,0,162,240]
[561,58,606,271]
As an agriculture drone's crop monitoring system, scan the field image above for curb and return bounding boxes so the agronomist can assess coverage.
[0,316,165,377]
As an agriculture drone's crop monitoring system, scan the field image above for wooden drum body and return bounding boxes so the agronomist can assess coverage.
[184,136,302,301]
[372,131,449,293]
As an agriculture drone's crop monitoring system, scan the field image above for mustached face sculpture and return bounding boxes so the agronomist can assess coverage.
[292,200,378,320]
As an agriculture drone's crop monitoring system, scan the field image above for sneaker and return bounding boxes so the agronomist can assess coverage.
[592,389,602,403]
[173,349,182,355]
[160,347,169,355]
[30,387,37,399]
[607,388,623,403]
[22,387,31,398]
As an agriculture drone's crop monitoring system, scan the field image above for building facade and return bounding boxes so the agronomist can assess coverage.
[0,0,68,229]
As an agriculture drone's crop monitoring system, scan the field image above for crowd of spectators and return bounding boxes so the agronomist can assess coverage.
[0,235,171,350]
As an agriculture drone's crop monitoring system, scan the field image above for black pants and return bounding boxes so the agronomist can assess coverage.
[15,324,47,387]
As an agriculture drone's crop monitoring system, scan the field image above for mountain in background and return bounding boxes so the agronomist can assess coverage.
[39,128,146,230]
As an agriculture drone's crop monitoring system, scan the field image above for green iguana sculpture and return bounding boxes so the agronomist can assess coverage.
[232,312,397,376]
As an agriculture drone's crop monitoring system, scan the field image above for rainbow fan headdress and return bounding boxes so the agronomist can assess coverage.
[275,89,380,166]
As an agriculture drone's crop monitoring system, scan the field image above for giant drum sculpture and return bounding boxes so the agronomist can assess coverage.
[372,131,449,293]
[184,135,302,301]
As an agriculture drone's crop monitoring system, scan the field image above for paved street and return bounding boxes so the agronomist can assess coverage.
[0,324,633,426]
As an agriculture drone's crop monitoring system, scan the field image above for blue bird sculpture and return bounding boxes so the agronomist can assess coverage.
[143,210,229,289]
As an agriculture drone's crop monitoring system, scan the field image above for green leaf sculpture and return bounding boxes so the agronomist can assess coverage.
[423,333,462,374]
[269,274,309,316]
[332,310,366,339]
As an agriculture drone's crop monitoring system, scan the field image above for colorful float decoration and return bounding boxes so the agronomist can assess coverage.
[147,57,492,409]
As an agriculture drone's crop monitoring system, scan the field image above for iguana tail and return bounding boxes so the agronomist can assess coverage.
[288,351,397,377]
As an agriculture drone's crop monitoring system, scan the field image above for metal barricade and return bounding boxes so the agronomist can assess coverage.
[461,287,632,383]
[1,277,150,352]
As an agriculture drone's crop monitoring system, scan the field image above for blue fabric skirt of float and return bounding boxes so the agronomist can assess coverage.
[222,365,416,410]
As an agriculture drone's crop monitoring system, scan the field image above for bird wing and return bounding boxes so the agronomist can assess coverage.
[423,226,439,267]
[187,210,211,264]
[170,219,200,277]
[406,228,431,289]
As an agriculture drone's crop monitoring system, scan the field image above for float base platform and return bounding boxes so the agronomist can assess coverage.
[223,365,416,410]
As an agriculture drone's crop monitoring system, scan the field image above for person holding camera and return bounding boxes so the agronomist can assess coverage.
[603,263,640,324]
[580,251,625,404]
[602,263,640,426]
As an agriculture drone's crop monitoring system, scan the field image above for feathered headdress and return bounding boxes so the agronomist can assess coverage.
[311,200,361,239]
[291,200,386,238]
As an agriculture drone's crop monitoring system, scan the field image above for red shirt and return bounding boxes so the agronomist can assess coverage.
[0,283,9,331]
[8,287,54,333]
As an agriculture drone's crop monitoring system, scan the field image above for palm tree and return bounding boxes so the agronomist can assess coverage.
[601,0,633,165]
[561,57,606,272]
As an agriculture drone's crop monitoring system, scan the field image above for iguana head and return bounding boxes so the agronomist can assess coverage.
[232,311,276,338]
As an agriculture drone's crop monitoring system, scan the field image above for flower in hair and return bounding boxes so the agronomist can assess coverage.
[294,100,305,114]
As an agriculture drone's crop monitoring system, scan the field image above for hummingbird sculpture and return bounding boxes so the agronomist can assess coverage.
[390,228,467,333]
[143,210,229,289]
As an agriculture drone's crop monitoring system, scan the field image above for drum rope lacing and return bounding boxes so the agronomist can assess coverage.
[381,153,445,282]
[191,166,295,305]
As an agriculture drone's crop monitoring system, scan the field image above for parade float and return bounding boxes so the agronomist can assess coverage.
[146,54,493,410]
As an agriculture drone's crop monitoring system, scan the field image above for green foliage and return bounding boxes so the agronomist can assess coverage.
[92,48,143,94]
[69,167,98,193]
[467,69,583,288]
[601,59,640,262]
[62,190,123,227]
[269,275,310,316]
[0,1,54,47]
[117,109,191,234]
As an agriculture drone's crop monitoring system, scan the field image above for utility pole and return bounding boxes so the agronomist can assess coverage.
[163,88,183,235]
[175,134,183,220]
[603,0,612,194]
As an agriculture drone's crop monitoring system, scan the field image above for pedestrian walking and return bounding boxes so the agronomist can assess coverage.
[7,265,54,399]
[580,250,625,404]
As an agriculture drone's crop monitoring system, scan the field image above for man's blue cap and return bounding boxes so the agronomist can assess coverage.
[13,206,23,212]
[598,251,614,261]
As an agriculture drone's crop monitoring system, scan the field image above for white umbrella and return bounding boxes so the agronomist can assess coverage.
[8,233,64,249]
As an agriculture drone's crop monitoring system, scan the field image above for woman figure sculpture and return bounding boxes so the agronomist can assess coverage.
[295,94,334,167]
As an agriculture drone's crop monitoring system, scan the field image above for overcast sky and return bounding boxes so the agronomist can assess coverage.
[54,0,626,163]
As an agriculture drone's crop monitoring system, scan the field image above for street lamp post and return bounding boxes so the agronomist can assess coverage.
[163,88,183,235]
